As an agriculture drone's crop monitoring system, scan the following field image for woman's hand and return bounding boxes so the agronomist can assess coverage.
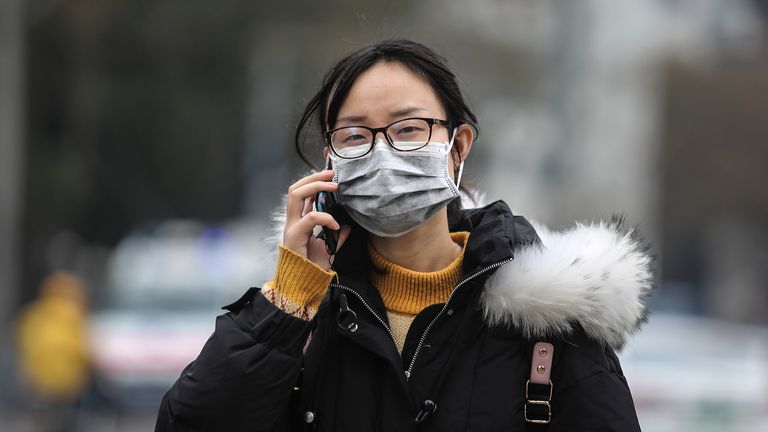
[283,170,352,270]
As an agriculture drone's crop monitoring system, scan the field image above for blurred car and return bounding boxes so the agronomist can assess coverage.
[88,220,274,410]
[619,312,768,432]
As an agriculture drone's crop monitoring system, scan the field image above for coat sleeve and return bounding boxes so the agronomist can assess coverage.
[548,332,642,432]
[155,288,312,432]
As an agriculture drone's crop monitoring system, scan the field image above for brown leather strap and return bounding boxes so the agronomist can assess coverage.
[525,342,554,426]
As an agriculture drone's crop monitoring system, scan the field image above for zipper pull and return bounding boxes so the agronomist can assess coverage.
[414,399,437,424]
[336,293,359,333]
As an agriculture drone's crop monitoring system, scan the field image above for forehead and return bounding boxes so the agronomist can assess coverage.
[335,61,445,126]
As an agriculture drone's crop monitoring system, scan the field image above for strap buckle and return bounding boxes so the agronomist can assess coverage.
[524,379,552,424]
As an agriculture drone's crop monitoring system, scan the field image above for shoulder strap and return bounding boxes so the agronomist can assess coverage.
[525,341,554,428]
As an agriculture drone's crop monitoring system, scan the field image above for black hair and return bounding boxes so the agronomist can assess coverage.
[295,39,480,223]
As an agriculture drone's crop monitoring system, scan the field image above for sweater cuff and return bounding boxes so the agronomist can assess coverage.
[271,245,335,310]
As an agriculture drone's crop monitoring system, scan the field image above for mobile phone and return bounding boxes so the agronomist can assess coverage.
[315,159,339,255]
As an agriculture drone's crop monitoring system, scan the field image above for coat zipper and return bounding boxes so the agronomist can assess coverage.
[329,283,401,358]
[329,257,513,377]
[405,257,514,381]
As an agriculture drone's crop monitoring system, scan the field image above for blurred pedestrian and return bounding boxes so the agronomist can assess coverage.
[16,271,90,432]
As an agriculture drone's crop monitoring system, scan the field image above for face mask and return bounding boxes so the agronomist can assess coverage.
[331,131,462,237]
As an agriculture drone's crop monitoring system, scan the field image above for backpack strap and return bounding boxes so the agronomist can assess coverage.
[525,341,554,427]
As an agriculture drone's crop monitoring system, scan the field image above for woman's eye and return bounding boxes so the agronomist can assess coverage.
[395,126,426,136]
[342,134,368,144]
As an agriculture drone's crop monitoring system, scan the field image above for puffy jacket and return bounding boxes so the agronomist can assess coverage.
[156,200,652,431]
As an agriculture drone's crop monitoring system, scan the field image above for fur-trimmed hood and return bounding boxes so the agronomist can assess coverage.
[269,194,653,351]
[480,219,653,350]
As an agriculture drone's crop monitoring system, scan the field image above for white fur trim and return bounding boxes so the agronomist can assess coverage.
[460,189,488,209]
[480,219,653,350]
[268,192,289,253]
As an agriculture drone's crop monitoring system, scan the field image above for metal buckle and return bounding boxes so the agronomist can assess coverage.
[524,400,551,424]
[524,379,553,424]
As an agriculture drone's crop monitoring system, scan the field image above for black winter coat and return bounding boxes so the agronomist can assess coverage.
[155,201,652,431]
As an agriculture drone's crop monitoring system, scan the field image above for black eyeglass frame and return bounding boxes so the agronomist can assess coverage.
[324,117,452,159]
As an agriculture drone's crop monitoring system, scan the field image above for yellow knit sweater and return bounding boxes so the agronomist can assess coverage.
[262,232,469,352]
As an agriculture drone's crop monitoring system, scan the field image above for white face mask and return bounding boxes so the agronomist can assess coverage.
[331,131,462,237]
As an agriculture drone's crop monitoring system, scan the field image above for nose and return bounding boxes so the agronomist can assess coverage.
[371,131,391,151]
[373,130,388,144]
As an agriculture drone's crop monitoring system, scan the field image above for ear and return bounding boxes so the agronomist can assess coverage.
[451,123,474,167]
[323,146,330,160]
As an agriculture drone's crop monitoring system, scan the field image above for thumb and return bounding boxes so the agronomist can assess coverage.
[335,225,353,251]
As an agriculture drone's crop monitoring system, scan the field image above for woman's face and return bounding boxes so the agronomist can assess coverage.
[329,61,473,171]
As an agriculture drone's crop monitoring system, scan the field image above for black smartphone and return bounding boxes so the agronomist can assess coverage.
[315,159,339,255]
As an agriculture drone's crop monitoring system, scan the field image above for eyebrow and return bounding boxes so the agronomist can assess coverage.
[335,106,427,126]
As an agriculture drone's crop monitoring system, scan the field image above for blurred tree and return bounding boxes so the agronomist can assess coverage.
[23,0,264,301]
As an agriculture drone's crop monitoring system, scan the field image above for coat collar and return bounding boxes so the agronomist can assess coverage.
[450,200,540,272]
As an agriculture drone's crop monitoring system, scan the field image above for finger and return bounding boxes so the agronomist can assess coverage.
[288,182,337,225]
[289,211,340,238]
[286,170,333,222]
[292,181,337,203]
[301,196,314,217]
[283,211,340,254]
[285,173,336,226]
[288,170,334,194]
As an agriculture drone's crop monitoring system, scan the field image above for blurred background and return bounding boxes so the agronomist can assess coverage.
[1,0,767,431]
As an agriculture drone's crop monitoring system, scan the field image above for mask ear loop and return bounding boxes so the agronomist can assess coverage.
[447,127,464,189]
[455,159,465,189]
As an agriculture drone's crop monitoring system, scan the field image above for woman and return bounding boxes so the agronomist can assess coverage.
[155,39,652,431]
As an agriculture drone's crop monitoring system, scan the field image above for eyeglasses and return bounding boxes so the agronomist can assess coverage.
[325,117,451,159]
